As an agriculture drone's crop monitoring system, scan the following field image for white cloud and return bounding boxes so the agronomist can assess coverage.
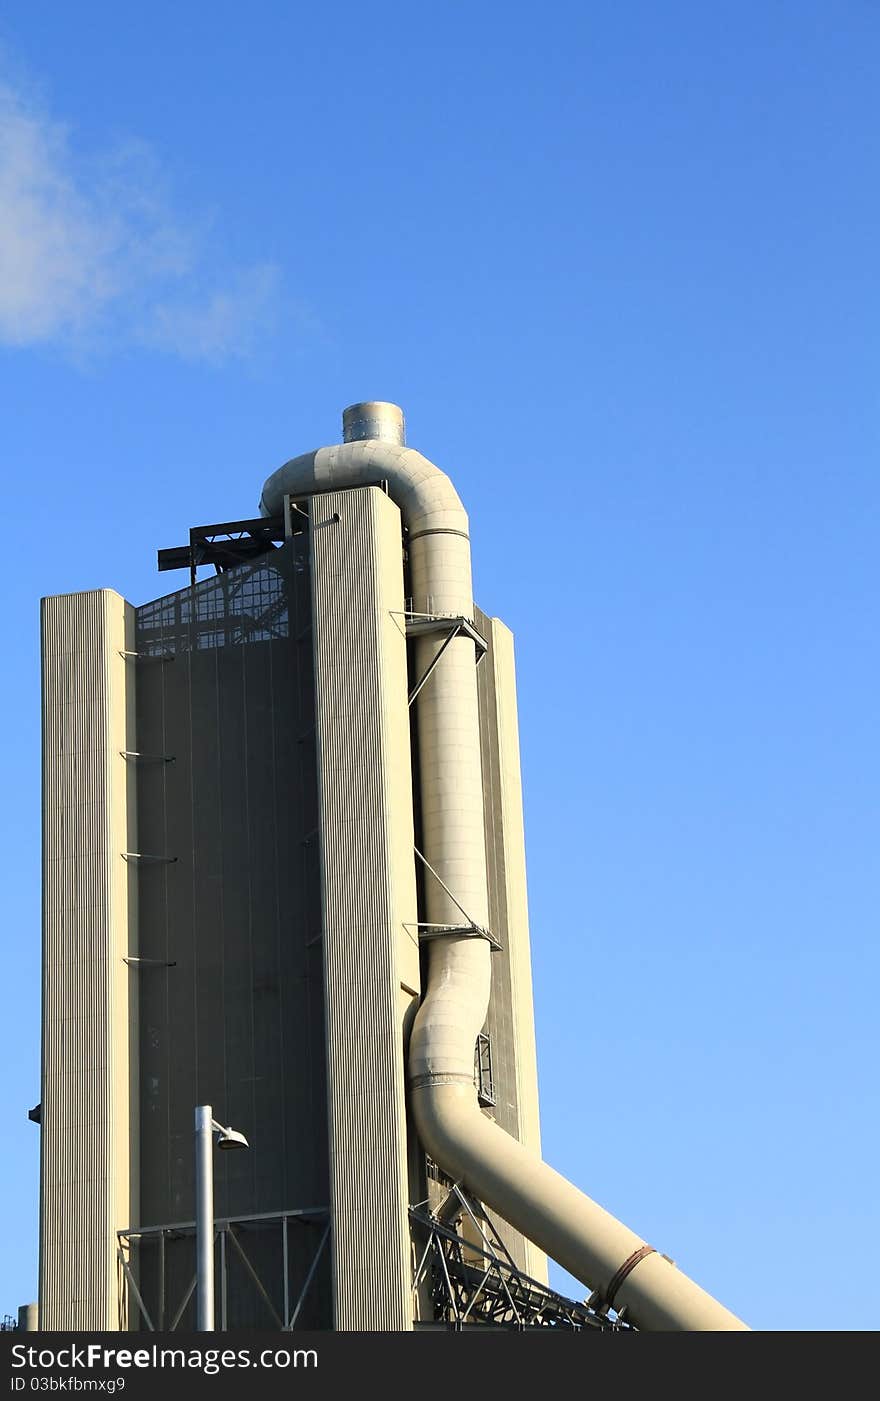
[0,80,279,361]
[142,264,281,364]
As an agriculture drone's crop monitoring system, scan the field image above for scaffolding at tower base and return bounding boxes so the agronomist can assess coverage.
[116,1209,330,1332]
[410,1197,634,1332]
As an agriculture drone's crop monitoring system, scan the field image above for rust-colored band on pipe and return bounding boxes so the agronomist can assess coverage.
[602,1244,657,1310]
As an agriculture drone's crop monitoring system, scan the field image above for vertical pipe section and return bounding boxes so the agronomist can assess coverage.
[407,531,492,1093]
[195,1105,214,1331]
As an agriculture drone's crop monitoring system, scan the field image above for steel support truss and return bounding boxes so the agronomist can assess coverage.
[403,613,488,707]
[410,1186,633,1332]
[117,1208,330,1332]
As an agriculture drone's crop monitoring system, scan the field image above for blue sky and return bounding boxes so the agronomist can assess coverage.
[1,1,877,1330]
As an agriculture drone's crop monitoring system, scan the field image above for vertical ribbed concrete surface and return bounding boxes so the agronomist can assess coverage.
[40,590,138,1330]
[310,487,418,1330]
[476,612,548,1285]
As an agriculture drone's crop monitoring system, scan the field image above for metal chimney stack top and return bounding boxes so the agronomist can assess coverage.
[342,401,406,446]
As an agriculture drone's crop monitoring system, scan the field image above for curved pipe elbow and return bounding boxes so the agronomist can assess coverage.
[412,1081,748,1332]
[259,442,468,542]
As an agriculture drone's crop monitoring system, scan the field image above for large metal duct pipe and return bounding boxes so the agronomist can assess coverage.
[260,406,747,1331]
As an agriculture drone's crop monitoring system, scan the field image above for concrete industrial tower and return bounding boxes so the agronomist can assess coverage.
[37,404,746,1333]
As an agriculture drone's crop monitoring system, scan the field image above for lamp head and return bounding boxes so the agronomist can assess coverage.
[213,1123,249,1151]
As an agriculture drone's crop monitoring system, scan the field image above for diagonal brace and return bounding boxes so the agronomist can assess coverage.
[227,1225,284,1328]
[408,623,462,706]
[286,1222,331,1330]
[117,1246,155,1332]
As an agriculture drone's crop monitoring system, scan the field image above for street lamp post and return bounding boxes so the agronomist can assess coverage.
[195,1105,250,1331]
